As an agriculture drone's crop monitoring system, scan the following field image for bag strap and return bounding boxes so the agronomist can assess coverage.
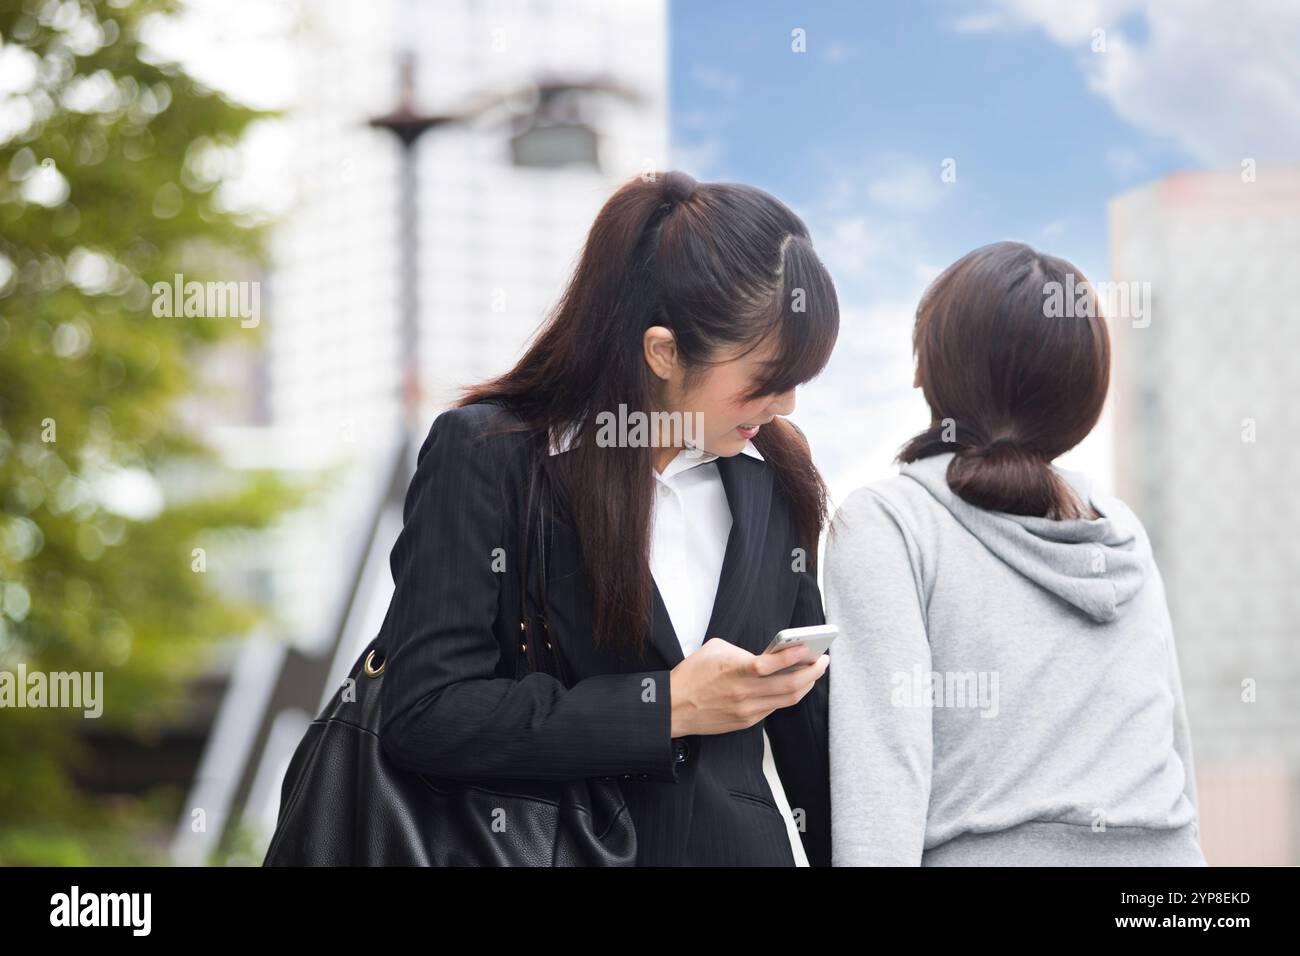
[369,419,553,683]
[532,461,568,686]
[517,442,553,678]
[538,464,552,625]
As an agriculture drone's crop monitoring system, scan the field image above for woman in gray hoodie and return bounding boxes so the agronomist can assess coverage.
[825,241,1206,866]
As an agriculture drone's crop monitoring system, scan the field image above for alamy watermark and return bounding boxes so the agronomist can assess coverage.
[891,666,1000,718]
[594,404,707,457]
[50,885,150,935]
[0,663,103,718]
[1043,273,1151,328]
[152,272,260,328]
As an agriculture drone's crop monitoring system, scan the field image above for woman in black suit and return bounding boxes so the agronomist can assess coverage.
[378,170,840,866]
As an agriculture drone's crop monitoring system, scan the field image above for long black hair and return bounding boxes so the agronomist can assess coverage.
[458,170,840,656]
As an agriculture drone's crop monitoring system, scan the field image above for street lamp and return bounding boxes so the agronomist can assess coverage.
[368,54,642,444]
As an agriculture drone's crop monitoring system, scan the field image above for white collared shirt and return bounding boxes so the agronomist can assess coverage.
[547,425,764,657]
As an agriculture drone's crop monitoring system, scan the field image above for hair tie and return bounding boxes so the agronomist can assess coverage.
[661,171,699,206]
[981,436,1019,454]
[955,434,1020,460]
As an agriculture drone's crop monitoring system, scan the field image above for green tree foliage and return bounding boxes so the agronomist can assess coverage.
[0,0,310,862]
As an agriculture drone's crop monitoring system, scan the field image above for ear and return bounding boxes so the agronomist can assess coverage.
[643,326,678,382]
[912,361,921,389]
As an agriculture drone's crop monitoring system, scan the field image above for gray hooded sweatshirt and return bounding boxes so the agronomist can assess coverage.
[824,451,1205,866]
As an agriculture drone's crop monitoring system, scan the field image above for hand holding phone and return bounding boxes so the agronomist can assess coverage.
[668,628,834,737]
[762,624,837,675]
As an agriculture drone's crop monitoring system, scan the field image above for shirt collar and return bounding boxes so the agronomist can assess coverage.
[547,420,765,465]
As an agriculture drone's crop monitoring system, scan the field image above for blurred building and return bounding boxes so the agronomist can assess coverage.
[171,0,668,864]
[1109,166,1300,865]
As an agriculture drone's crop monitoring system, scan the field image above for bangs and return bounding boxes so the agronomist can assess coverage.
[740,234,840,400]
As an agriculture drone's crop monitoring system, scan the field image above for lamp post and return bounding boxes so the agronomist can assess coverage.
[368,53,642,447]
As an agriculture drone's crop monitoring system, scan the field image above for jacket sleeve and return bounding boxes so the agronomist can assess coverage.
[762,549,833,867]
[377,406,679,782]
[823,487,933,866]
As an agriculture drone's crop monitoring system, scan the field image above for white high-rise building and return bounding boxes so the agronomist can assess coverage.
[268,0,669,650]
[1108,166,1300,865]
[173,0,669,864]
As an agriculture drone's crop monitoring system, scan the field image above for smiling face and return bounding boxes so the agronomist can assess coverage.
[642,325,796,469]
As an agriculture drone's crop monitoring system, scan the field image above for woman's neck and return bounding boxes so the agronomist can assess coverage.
[651,445,676,474]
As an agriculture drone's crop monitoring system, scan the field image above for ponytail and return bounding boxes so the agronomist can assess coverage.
[946,439,1082,520]
[898,240,1109,521]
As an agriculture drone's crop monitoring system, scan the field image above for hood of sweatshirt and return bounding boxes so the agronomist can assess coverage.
[898,451,1148,623]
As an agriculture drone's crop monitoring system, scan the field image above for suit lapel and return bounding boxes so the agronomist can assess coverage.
[647,580,683,668]
[707,451,774,653]
[645,452,774,668]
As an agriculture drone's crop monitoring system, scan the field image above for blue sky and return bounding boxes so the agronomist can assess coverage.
[668,0,1300,499]
[672,0,1170,286]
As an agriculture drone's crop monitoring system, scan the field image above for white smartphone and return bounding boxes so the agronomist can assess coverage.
[762,623,838,675]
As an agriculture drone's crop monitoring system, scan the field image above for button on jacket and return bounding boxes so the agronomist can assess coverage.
[377,400,831,866]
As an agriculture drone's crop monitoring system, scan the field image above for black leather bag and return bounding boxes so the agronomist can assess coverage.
[262,451,637,866]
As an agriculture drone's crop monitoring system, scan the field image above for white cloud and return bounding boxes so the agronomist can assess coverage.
[992,0,1143,44]
[690,64,742,99]
[818,215,889,277]
[867,164,948,212]
[789,289,933,501]
[1104,144,1147,180]
[823,42,860,63]
[669,134,725,179]
[948,11,1011,33]
[802,157,952,289]
[674,68,743,178]
[961,0,1300,165]
[677,108,726,132]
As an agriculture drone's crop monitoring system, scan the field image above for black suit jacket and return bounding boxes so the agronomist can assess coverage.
[376,400,831,866]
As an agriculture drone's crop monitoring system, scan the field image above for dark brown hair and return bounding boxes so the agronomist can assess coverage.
[898,240,1109,519]
[458,171,839,656]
